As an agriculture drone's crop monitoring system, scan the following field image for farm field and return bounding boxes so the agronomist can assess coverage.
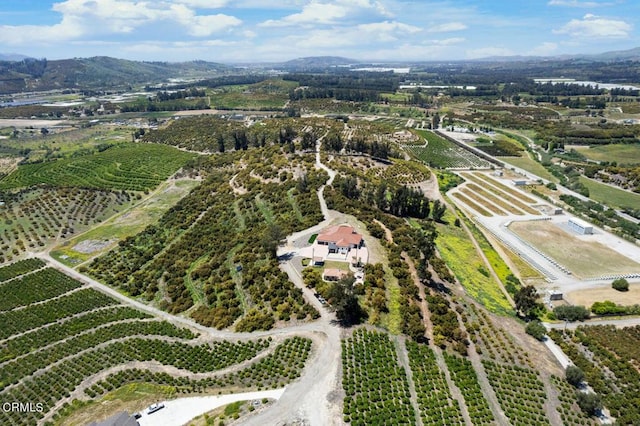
[508,220,640,278]
[87,144,324,329]
[501,155,558,182]
[0,260,312,426]
[0,126,133,163]
[566,285,640,307]
[461,172,538,204]
[407,130,493,169]
[208,80,295,110]
[459,187,507,215]
[571,143,640,166]
[578,176,640,209]
[435,218,513,316]
[550,326,640,425]
[451,192,493,216]
[51,178,200,266]
[0,187,135,263]
[0,143,195,191]
[341,329,415,425]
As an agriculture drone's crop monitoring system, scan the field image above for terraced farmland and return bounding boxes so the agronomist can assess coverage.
[0,143,195,191]
[0,260,312,425]
[406,130,492,169]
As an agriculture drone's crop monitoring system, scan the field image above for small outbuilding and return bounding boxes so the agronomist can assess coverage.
[568,217,593,235]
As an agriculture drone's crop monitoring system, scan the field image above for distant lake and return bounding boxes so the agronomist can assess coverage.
[533,78,639,91]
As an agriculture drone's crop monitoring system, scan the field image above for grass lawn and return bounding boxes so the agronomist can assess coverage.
[435,218,513,316]
[572,143,640,166]
[323,260,351,271]
[501,154,557,182]
[509,220,640,278]
[578,176,640,209]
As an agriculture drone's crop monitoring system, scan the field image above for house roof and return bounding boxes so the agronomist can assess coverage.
[317,225,363,248]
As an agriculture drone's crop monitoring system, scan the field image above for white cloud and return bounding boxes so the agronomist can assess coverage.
[0,0,242,46]
[187,13,242,37]
[259,0,392,27]
[465,47,515,59]
[548,0,614,7]
[176,0,229,8]
[528,42,559,56]
[357,21,421,34]
[428,37,465,46]
[554,14,631,38]
[426,22,467,33]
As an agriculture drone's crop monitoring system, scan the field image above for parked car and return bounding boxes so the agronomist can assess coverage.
[146,402,165,414]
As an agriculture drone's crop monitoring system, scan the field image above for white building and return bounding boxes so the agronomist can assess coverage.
[568,217,593,235]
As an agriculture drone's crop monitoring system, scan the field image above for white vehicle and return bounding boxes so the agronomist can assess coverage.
[146,402,165,414]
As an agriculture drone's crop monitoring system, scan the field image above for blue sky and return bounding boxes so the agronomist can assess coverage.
[0,0,637,62]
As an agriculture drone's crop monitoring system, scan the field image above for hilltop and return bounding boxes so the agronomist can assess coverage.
[0,56,232,94]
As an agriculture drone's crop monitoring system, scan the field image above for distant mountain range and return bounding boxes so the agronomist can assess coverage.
[0,46,639,94]
[474,46,640,63]
[0,53,31,62]
[0,56,232,94]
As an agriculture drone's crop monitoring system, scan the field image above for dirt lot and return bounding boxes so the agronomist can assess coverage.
[509,220,640,278]
[566,285,640,307]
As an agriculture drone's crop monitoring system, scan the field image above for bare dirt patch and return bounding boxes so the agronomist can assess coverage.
[566,285,640,307]
[72,239,116,254]
[509,220,640,278]
[0,156,22,174]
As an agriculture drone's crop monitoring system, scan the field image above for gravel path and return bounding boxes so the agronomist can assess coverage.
[31,134,347,426]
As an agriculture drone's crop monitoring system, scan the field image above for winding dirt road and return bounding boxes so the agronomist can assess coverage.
[30,133,346,425]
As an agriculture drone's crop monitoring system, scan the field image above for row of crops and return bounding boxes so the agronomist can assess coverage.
[341,302,602,425]
[406,131,492,169]
[0,187,133,263]
[0,262,314,425]
[0,143,195,191]
[460,172,540,215]
[0,258,44,282]
[549,326,640,425]
[342,329,415,425]
[0,267,82,311]
[406,341,464,425]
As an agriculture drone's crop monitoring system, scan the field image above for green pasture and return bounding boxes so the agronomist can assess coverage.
[501,154,558,182]
[572,143,640,166]
[578,176,640,209]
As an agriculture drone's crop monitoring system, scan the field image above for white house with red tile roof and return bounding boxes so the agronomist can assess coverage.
[316,225,363,255]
